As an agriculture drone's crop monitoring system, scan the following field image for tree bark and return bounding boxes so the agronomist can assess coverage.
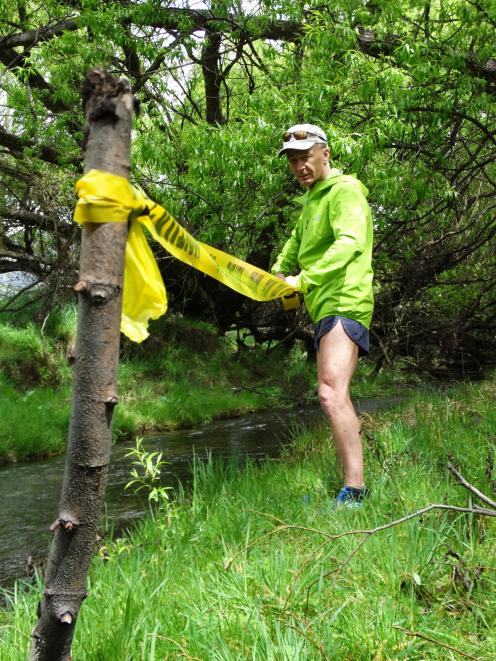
[202,29,225,125]
[29,68,135,661]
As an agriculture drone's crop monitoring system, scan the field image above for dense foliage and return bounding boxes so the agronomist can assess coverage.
[1,0,495,373]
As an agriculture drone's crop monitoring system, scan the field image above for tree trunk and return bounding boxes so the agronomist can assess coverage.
[29,69,135,661]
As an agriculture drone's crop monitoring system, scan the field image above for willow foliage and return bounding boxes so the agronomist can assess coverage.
[0,0,495,371]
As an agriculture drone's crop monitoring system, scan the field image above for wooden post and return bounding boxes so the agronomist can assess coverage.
[30,69,135,661]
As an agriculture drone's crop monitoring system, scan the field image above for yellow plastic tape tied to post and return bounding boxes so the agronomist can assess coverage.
[74,169,301,343]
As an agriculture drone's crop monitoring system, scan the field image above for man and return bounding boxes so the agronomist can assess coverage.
[271,123,374,507]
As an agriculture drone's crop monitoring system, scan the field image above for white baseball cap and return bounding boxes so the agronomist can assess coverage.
[278,123,328,156]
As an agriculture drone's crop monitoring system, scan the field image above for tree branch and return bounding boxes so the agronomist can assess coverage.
[202,28,225,124]
[448,463,496,509]
[0,125,67,165]
[0,17,78,49]
[1,208,72,235]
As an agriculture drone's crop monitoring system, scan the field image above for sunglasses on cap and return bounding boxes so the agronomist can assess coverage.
[283,130,325,142]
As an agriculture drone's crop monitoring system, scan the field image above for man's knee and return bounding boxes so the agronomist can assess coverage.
[318,380,348,416]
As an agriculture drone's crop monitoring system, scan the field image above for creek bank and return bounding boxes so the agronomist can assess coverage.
[0,394,405,588]
[0,380,314,466]
[0,403,323,587]
[0,312,423,465]
[0,315,319,464]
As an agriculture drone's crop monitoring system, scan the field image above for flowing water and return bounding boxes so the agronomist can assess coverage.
[0,398,397,588]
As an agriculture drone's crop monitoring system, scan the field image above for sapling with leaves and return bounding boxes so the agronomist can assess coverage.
[125,437,173,508]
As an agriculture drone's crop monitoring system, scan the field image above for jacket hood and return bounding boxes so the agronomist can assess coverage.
[295,169,369,205]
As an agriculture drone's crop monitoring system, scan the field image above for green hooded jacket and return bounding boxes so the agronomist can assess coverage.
[271,169,374,328]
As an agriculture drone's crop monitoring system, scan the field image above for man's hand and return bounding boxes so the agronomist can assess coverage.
[284,275,299,289]
[274,272,300,289]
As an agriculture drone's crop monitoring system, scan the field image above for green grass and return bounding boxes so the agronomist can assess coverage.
[0,377,71,461]
[115,342,268,434]
[0,321,73,460]
[0,322,65,388]
[1,380,495,659]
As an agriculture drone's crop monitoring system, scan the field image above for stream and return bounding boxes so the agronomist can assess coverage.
[0,398,397,588]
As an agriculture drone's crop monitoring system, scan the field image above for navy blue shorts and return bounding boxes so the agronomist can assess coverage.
[314,316,369,356]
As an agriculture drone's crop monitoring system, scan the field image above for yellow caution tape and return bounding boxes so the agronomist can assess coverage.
[74,169,300,342]
[282,292,303,311]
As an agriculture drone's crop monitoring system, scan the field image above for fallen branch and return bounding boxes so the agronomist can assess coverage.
[448,463,496,510]
[392,625,481,660]
[303,501,496,597]
[226,501,496,572]
[224,509,336,570]
[223,464,496,659]
[226,467,496,606]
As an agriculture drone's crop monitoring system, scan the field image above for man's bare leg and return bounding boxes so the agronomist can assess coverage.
[316,320,364,488]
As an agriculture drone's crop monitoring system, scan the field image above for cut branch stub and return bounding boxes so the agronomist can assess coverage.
[76,281,122,305]
[49,513,80,533]
[44,589,87,623]
[73,280,87,293]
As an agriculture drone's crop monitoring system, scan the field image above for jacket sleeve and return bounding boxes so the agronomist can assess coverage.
[270,218,302,275]
[298,183,369,293]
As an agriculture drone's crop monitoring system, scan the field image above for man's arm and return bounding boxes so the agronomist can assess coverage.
[271,221,302,276]
[292,183,369,293]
